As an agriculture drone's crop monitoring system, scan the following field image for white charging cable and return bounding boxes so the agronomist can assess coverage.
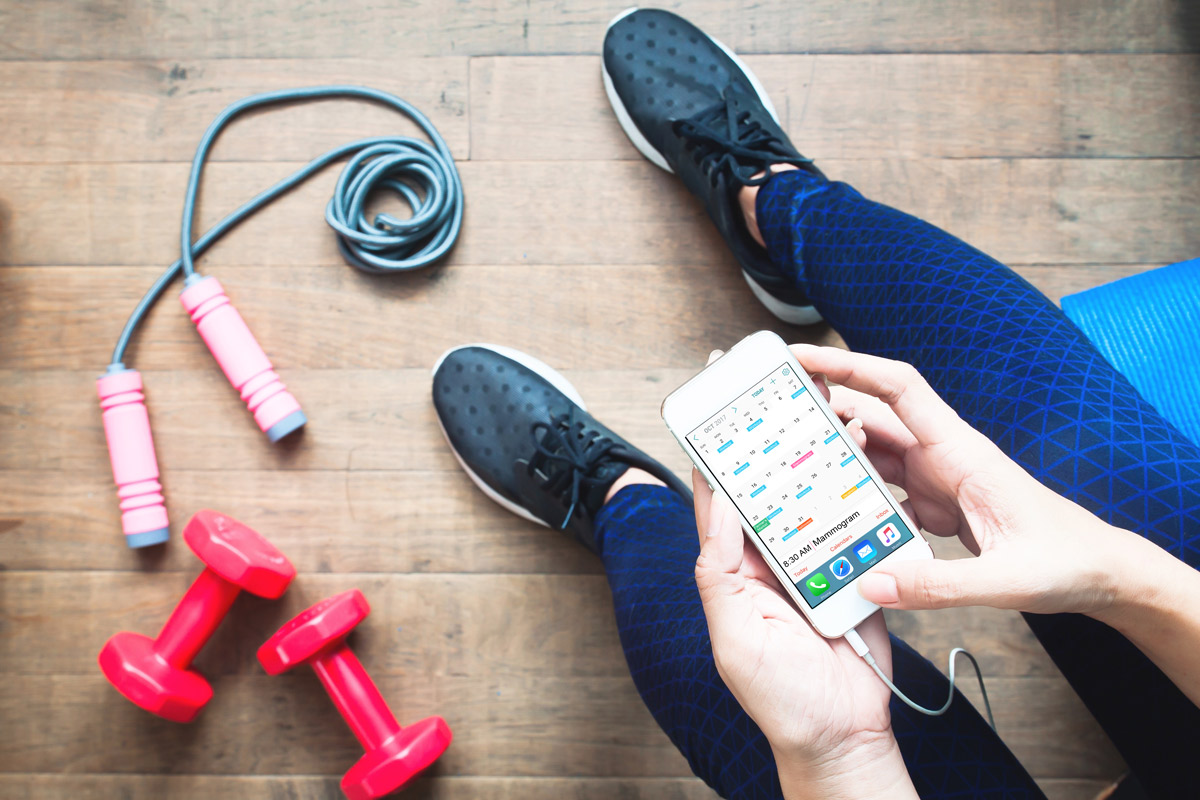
[843,627,996,729]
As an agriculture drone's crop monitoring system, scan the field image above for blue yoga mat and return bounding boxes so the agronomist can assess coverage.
[1061,259,1200,446]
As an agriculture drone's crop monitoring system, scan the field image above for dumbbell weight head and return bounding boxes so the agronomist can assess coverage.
[342,716,454,800]
[257,589,370,674]
[99,510,295,722]
[183,510,295,599]
[259,590,452,799]
[98,631,215,722]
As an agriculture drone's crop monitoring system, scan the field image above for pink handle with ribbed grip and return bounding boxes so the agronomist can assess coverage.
[96,369,170,548]
[179,275,306,442]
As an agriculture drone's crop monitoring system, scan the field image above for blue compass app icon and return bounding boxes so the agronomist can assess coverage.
[831,557,853,580]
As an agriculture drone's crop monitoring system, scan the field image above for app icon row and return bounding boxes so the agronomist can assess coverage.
[804,522,904,597]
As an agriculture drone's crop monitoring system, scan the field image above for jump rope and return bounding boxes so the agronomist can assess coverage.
[97,86,462,547]
[95,86,992,749]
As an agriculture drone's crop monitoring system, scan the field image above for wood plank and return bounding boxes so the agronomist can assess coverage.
[0,469,610,574]
[0,672,1119,779]
[0,571,1067,679]
[0,59,469,164]
[1018,264,1153,303]
[990,678,1123,780]
[0,673,687,777]
[885,603,1061,680]
[1042,779,1119,800]
[0,774,1120,800]
[0,264,837,372]
[0,466,1159,644]
[0,573,630,678]
[0,775,721,800]
[0,368,701,472]
[0,161,1196,268]
[4,56,1194,164]
[1,0,1193,59]
[0,252,1161,478]
[471,55,1200,161]
[0,262,1142,373]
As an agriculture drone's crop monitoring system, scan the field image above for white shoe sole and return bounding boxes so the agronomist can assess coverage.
[602,7,821,326]
[432,344,586,529]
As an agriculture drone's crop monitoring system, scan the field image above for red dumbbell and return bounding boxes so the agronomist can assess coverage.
[258,589,452,799]
[99,510,296,722]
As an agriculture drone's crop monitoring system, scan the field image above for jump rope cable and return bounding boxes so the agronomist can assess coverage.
[844,627,996,729]
[109,85,464,367]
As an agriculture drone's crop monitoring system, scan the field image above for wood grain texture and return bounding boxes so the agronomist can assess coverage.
[0,59,470,164]
[6,0,1195,796]
[4,56,1196,164]
[0,559,1073,680]
[2,0,1196,59]
[0,368,701,473]
[1,160,1196,269]
[472,54,1200,161]
[0,264,838,371]
[0,671,1120,779]
[0,776,1119,800]
[0,469,600,575]
[0,775,722,800]
[0,263,1149,372]
[0,561,1124,785]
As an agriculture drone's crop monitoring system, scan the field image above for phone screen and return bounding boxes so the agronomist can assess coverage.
[687,362,916,608]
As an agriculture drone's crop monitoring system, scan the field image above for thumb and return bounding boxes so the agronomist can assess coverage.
[858,556,1005,610]
[694,490,746,602]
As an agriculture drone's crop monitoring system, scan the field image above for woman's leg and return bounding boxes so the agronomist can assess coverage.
[594,483,1044,799]
[755,169,1200,799]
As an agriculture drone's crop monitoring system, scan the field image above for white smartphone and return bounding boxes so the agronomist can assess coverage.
[661,330,933,638]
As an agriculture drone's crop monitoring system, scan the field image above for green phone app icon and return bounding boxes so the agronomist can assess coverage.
[806,572,830,596]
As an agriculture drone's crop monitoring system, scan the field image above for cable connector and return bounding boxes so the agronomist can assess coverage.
[180,275,306,442]
[844,627,995,729]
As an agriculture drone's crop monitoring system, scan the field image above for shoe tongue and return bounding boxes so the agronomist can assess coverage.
[719,83,795,160]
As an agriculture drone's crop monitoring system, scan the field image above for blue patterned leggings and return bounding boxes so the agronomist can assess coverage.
[593,170,1200,799]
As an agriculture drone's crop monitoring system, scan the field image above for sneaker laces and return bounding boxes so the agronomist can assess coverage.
[528,407,626,529]
[672,91,810,188]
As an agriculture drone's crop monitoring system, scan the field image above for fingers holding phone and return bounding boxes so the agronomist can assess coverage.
[786,343,1150,620]
[663,331,933,639]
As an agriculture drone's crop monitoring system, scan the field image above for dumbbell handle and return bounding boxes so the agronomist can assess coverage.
[311,643,402,752]
[155,568,241,669]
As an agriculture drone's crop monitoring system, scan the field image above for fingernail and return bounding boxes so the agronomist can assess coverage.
[707,349,724,365]
[859,573,898,604]
[847,418,863,431]
[707,493,726,538]
[811,372,827,385]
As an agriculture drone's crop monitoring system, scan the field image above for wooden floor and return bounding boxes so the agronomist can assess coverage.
[2,2,1198,798]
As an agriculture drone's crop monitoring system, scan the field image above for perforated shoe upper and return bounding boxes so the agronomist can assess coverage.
[604,9,755,166]
[603,8,823,312]
[432,345,691,551]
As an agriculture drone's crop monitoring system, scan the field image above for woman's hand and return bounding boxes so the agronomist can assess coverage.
[691,351,917,799]
[789,344,1149,618]
[789,344,1200,708]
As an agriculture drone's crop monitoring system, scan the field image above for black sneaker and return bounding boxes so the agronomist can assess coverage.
[432,344,691,552]
[602,7,824,325]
